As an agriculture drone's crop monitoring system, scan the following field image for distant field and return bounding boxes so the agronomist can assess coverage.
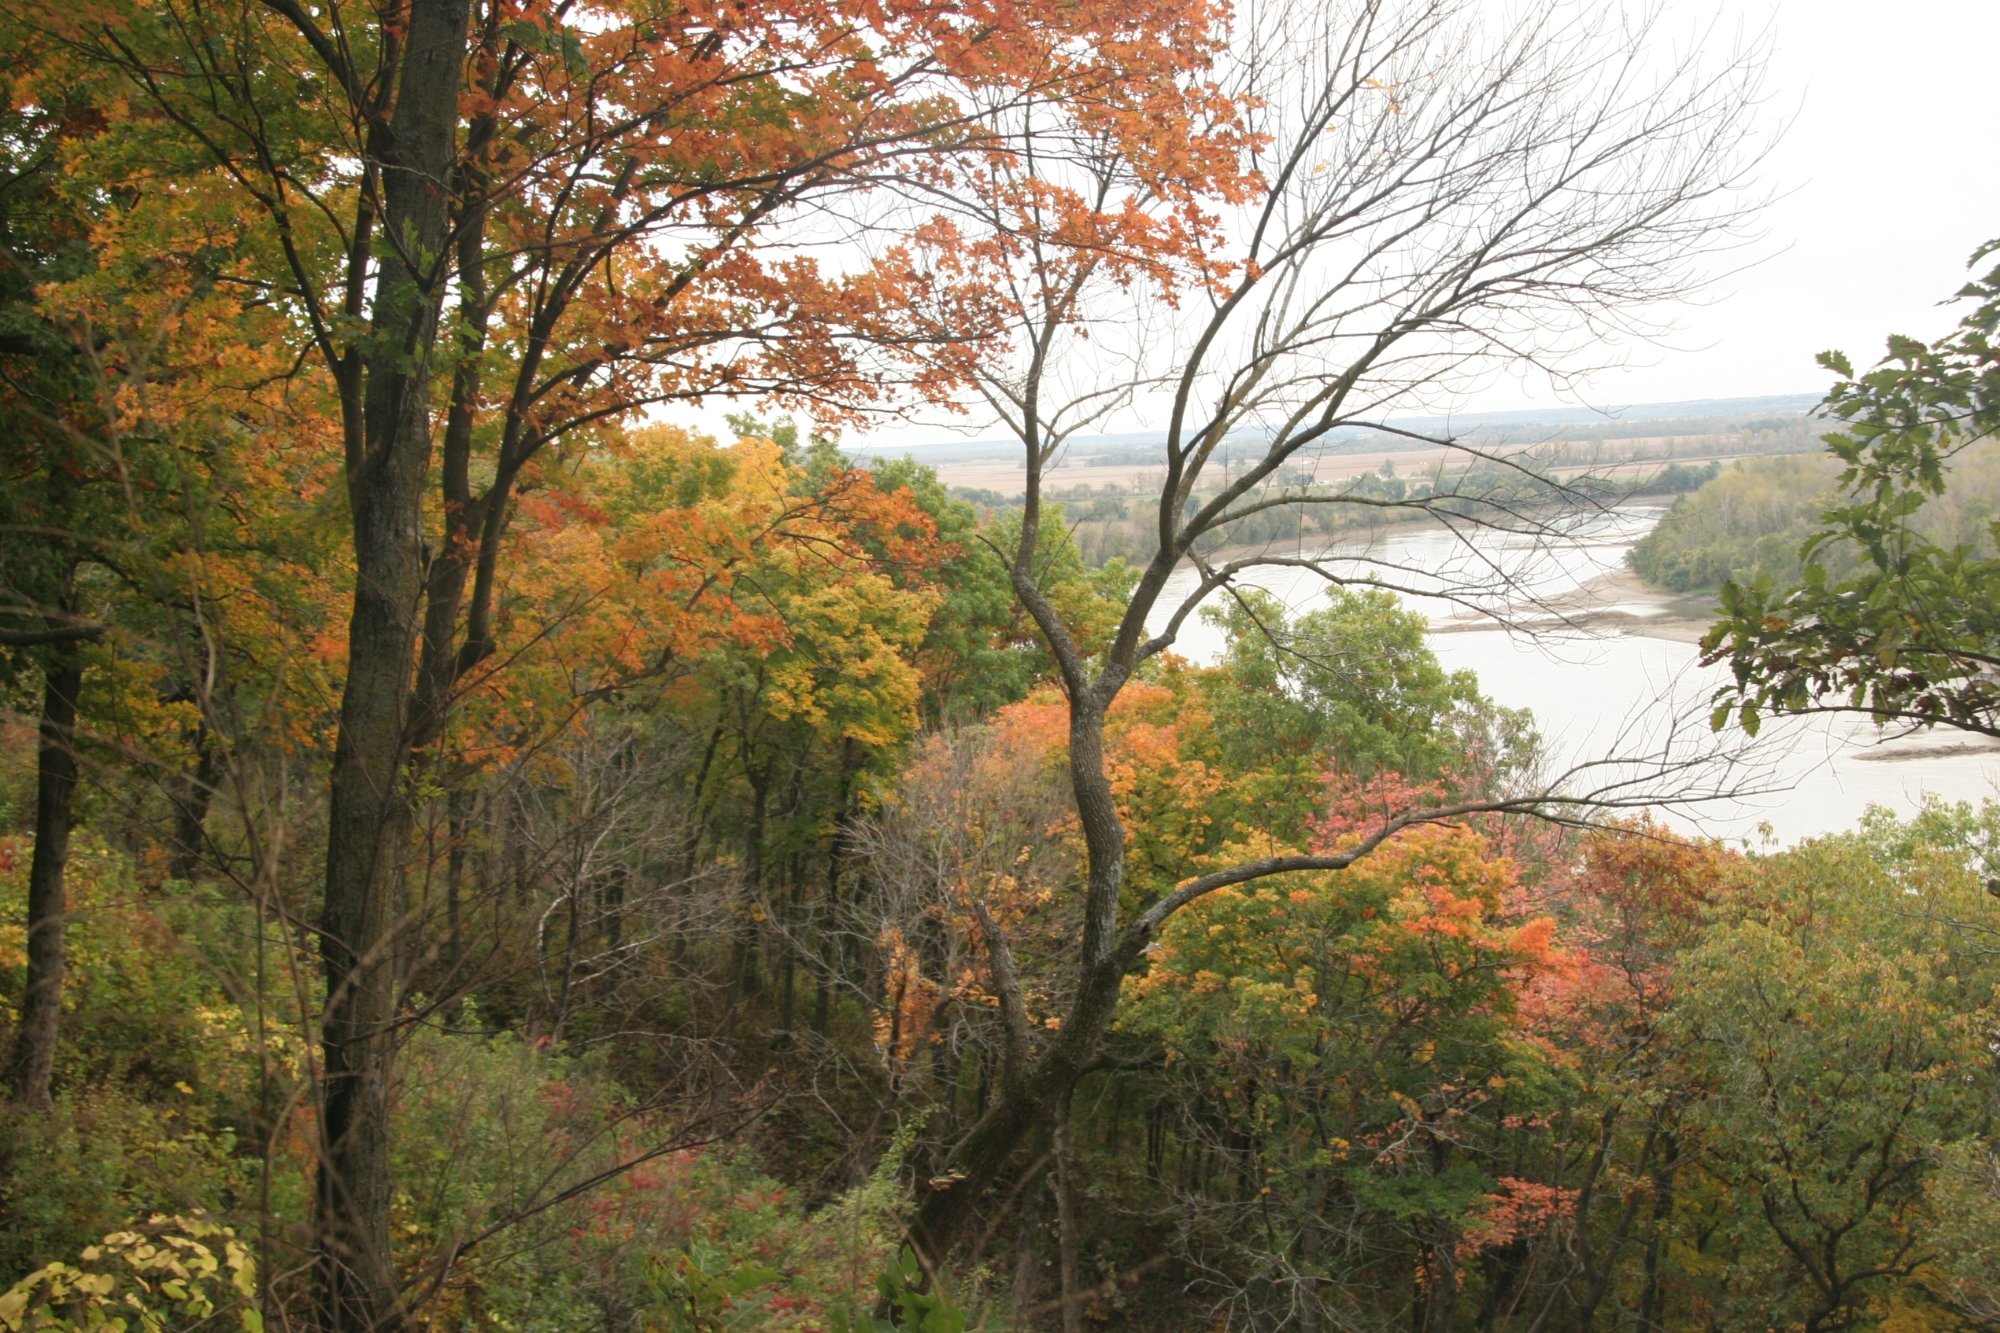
[930,435,1813,499]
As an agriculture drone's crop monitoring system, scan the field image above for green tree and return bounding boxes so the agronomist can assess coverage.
[0,32,304,1113]
[1626,454,1842,593]
[1664,826,1998,1330]
[862,457,1037,725]
[1195,588,1534,836]
[1704,240,2000,737]
[1121,824,1564,1331]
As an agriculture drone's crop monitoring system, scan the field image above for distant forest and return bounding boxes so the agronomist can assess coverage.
[935,414,1827,568]
[1629,441,2000,592]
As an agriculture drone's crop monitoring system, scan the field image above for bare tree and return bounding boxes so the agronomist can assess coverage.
[904,0,1773,1264]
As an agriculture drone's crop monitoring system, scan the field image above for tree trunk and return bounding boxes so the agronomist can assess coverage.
[313,1,469,1325]
[731,765,768,1012]
[1415,1239,1466,1333]
[1638,1131,1679,1333]
[908,696,1130,1263]
[910,1040,1109,1266]
[778,875,800,1035]
[313,484,421,1331]
[166,716,220,884]
[5,638,84,1111]
[442,787,472,1011]
[1053,1093,1083,1333]
[1010,1144,1049,1319]
[1296,1165,1329,1333]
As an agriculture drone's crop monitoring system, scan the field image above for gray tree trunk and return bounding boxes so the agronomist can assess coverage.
[312,0,470,1325]
[5,638,84,1110]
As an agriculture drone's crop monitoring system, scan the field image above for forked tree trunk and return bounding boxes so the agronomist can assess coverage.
[909,693,1132,1263]
[313,0,470,1325]
[5,637,84,1111]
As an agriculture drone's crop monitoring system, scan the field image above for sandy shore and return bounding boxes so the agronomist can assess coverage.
[1430,566,1719,645]
[1851,737,2000,764]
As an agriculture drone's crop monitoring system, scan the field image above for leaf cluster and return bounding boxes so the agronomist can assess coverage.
[1704,241,2000,737]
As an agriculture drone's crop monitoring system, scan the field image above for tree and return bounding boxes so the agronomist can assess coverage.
[1664,828,1995,1331]
[26,0,1259,1320]
[901,0,1769,1267]
[0,25,321,1113]
[1521,820,1735,1330]
[1122,822,1563,1331]
[1195,587,1535,835]
[0,51,101,1108]
[1704,240,2000,738]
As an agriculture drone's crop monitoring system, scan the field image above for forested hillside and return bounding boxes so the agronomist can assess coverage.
[1626,454,1845,592]
[1628,445,2000,593]
[2,0,1998,1329]
[10,526,2000,1328]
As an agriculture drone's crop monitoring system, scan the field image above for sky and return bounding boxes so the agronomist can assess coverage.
[800,0,2000,447]
[1578,0,2000,409]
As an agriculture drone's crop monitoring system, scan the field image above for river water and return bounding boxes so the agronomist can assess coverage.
[1149,506,2000,846]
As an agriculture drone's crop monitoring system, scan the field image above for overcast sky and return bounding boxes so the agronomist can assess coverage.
[1575,0,2000,409]
[812,0,1999,446]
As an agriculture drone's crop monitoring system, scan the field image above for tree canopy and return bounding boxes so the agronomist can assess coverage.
[14,2,2000,1332]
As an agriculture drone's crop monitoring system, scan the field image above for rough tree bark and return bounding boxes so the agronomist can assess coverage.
[313,0,470,1325]
[4,632,84,1111]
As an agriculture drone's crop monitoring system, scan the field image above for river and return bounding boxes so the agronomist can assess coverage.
[1149,506,2000,846]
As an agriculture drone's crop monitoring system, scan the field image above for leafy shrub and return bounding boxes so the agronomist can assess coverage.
[0,835,288,1285]
[0,1086,253,1287]
[386,1022,933,1329]
[0,1213,260,1332]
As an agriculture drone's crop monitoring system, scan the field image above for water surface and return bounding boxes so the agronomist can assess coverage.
[1147,507,2000,845]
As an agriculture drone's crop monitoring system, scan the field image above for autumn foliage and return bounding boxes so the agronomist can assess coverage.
[3,0,1995,1330]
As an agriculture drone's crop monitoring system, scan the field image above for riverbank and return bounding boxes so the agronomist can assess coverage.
[1541,567,1718,645]
[1155,503,2000,842]
[1430,566,1719,644]
[1188,500,1682,584]
[1435,567,2000,769]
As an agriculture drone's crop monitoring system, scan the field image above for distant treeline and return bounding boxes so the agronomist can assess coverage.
[1628,443,2000,592]
[951,458,1723,565]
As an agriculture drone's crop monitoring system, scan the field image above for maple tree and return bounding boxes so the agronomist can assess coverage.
[8,0,1262,1319]
[1123,820,1564,1330]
